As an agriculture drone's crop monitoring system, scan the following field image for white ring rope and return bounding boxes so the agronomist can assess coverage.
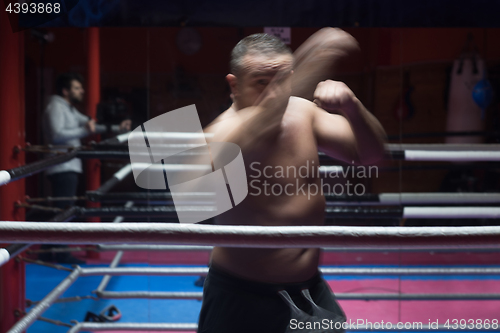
[1,222,500,249]
[326,193,500,205]
[404,150,500,161]
[113,164,133,181]
[402,207,500,219]
[0,248,10,266]
[381,193,500,204]
[387,143,500,151]
[0,170,11,186]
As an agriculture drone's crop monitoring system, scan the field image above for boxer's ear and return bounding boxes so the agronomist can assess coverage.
[226,74,239,97]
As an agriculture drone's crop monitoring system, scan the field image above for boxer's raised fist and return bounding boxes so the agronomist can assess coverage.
[313,80,357,115]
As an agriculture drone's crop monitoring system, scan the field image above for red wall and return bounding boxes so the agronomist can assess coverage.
[25,27,500,102]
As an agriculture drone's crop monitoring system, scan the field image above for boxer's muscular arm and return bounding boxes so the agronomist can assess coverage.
[204,105,282,161]
[205,75,290,161]
[312,80,387,165]
[292,28,359,101]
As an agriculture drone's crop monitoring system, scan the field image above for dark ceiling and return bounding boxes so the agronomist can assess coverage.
[11,0,500,31]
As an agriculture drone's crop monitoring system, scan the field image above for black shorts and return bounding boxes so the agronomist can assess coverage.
[197,264,346,333]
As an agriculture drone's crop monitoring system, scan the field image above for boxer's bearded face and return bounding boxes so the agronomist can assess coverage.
[229,53,293,110]
[64,80,85,104]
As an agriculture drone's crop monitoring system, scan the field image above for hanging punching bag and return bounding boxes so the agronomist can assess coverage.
[445,55,486,144]
[472,72,494,119]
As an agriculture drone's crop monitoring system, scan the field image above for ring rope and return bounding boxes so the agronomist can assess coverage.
[1,222,500,249]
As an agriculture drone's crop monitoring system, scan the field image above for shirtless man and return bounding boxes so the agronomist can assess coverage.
[197,29,386,333]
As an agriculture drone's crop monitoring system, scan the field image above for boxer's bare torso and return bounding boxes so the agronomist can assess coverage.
[206,97,337,283]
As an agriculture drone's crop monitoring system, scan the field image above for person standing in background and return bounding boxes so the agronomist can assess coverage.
[41,72,131,263]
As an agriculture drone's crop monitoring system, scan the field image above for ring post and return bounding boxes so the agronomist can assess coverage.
[0,10,26,333]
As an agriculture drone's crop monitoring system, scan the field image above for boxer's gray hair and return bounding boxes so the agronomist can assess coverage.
[230,33,292,76]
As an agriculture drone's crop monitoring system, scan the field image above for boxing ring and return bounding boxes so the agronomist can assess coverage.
[1,137,500,332]
[3,224,500,333]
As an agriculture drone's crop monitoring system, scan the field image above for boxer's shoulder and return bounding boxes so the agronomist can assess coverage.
[203,108,242,142]
[288,96,317,113]
[285,96,317,124]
